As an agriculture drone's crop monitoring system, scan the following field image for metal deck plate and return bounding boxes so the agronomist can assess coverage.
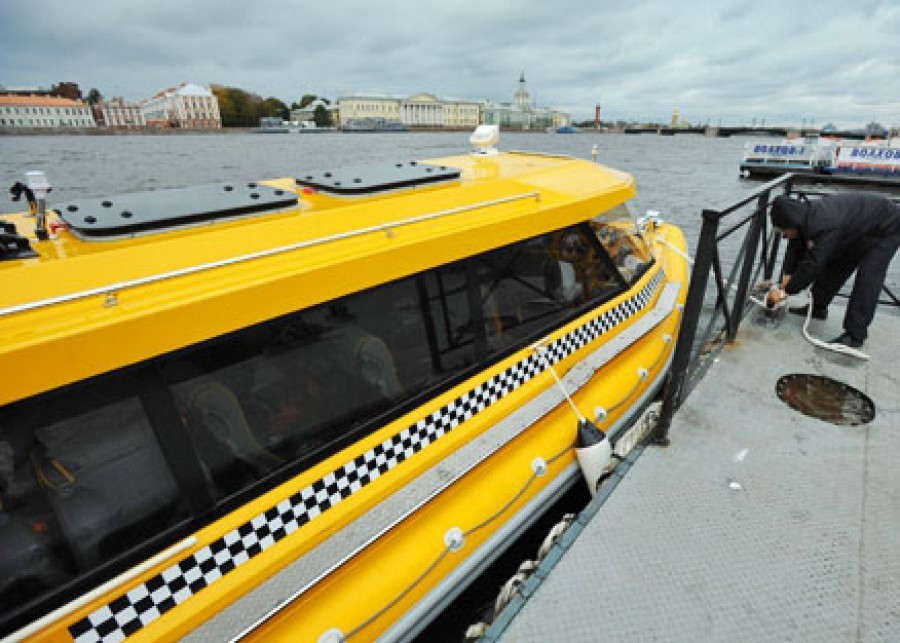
[495,302,900,643]
[57,183,298,238]
[295,161,460,195]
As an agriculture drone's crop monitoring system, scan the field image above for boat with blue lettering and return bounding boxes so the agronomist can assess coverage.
[0,127,687,642]
[740,136,900,181]
[739,136,836,178]
[829,139,900,177]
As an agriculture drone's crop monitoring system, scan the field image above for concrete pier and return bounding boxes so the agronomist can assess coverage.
[488,300,900,642]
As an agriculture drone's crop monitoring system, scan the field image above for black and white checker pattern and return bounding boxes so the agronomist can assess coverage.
[69,270,665,642]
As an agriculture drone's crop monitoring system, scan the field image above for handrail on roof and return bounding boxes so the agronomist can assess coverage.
[0,191,541,319]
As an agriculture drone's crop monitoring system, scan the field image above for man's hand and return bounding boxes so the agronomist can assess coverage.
[767,288,786,307]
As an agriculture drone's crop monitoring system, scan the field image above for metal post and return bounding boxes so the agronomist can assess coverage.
[727,192,768,341]
[764,176,793,282]
[765,233,781,282]
[653,208,721,445]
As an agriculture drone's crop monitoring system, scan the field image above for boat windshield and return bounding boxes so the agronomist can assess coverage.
[591,204,654,284]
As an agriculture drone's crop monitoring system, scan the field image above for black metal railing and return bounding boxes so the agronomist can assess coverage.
[652,173,900,444]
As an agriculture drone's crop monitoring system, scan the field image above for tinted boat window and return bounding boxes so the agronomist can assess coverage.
[163,225,625,503]
[0,220,634,625]
[165,276,436,496]
[477,226,621,353]
[422,262,481,372]
[0,379,187,616]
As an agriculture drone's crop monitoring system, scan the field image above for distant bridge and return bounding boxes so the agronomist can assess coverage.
[619,126,867,139]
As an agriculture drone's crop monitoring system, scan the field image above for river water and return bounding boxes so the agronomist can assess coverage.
[1,131,760,242]
[5,130,896,288]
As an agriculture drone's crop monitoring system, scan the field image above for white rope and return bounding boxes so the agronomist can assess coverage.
[465,512,577,639]
[535,514,575,560]
[800,292,870,361]
[748,288,869,360]
[464,622,490,640]
[656,235,694,265]
[530,342,587,423]
[612,401,661,460]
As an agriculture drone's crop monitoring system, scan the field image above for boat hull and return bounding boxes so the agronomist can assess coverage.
[184,234,688,642]
[0,150,688,642]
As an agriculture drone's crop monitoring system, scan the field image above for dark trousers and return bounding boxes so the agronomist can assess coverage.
[812,234,900,339]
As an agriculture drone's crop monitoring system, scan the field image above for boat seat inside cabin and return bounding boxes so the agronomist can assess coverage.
[30,398,181,567]
[240,324,405,459]
[176,377,283,492]
[544,259,583,305]
[484,257,583,343]
[346,330,405,400]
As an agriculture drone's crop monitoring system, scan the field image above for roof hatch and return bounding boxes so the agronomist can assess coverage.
[57,182,299,240]
[295,161,460,196]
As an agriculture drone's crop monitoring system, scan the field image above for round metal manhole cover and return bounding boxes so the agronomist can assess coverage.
[775,374,875,426]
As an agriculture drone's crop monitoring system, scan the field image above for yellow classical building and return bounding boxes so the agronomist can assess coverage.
[338,93,481,130]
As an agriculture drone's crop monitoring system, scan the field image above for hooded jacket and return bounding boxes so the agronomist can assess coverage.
[770,193,900,295]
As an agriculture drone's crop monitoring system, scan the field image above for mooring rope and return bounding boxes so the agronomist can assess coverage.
[659,233,869,360]
[799,292,870,361]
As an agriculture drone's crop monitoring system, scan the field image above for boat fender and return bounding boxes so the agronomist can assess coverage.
[574,419,612,497]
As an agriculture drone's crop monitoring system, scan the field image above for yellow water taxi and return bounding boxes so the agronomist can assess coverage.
[0,129,688,642]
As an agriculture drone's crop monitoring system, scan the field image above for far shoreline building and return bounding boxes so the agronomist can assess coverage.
[140,83,221,130]
[0,94,96,130]
[289,98,339,127]
[338,75,570,132]
[337,93,481,130]
[97,97,145,129]
[482,74,571,131]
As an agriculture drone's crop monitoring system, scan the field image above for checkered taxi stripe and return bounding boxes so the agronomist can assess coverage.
[68,270,664,642]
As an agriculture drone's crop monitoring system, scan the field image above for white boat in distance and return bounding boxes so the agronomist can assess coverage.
[740,136,900,180]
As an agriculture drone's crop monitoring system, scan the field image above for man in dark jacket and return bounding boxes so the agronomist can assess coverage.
[766,192,900,348]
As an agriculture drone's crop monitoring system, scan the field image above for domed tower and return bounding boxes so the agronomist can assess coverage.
[514,72,531,112]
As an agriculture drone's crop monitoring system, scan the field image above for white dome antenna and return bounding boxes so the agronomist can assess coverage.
[470,125,499,155]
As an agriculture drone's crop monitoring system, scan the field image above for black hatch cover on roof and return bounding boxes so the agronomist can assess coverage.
[295,161,460,196]
[57,182,299,239]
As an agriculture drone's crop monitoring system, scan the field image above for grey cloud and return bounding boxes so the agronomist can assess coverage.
[1,0,898,127]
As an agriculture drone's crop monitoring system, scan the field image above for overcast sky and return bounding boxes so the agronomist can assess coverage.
[1,0,897,128]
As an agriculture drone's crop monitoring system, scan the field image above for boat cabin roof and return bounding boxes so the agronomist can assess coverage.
[0,151,636,405]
